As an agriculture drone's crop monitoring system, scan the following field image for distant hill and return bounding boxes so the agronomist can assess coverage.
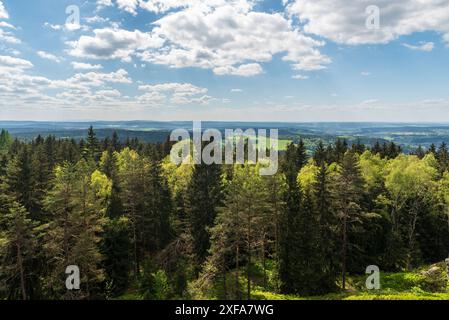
[2,121,449,152]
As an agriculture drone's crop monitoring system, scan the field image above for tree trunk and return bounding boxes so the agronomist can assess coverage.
[223,270,227,300]
[235,245,240,300]
[247,211,251,301]
[342,211,347,290]
[262,235,267,288]
[17,242,27,300]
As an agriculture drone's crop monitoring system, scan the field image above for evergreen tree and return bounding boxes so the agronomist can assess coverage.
[102,217,131,297]
[43,160,111,299]
[436,142,449,174]
[279,141,307,294]
[0,202,38,300]
[0,129,12,154]
[85,126,100,161]
[186,159,222,267]
[332,151,364,289]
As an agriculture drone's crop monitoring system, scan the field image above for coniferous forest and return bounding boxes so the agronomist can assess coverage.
[1,127,449,300]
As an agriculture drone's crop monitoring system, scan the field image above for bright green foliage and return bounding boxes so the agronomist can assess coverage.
[1,127,449,301]
[43,160,111,299]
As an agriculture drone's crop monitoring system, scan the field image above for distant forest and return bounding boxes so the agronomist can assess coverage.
[0,127,448,300]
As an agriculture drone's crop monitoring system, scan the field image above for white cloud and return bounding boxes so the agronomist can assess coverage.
[0,21,15,29]
[37,51,62,63]
[44,22,62,30]
[0,1,8,19]
[0,29,20,44]
[285,0,449,45]
[69,1,329,76]
[85,15,109,24]
[71,62,104,70]
[68,28,164,61]
[361,71,371,76]
[213,64,263,77]
[137,82,213,105]
[96,0,113,10]
[403,42,435,52]
[43,22,89,32]
[138,0,253,14]
[56,69,132,88]
[231,88,242,93]
[116,0,139,15]
[0,55,33,70]
[139,3,330,75]
[292,74,309,80]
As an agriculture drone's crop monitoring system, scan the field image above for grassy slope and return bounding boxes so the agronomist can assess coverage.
[252,265,449,300]
[116,262,449,300]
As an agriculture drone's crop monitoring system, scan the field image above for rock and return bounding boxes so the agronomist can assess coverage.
[422,266,441,277]
[420,263,447,292]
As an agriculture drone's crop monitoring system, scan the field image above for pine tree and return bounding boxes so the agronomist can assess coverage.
[0,201,38,300]
[371,141,382,155]
[43,160,111,299]
[116,149,172,277]
[0,129,12,154]
[313,163,339,292]
[186,159,222,267]
[111,131,120,152]
[101,216,131,297]
[4,146,34,214]
[332,151,364,289]
[279,141,307,294]
[436,142,449,174]
[313,141,327,166]
[85,126,100,161]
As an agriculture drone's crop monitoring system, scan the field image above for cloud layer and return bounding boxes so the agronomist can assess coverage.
[285,0,449,45]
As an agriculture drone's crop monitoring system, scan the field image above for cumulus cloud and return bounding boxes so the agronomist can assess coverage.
[85,15,110,24]
[0,55,33,70]
[402,41,435,52]
[37,51,62,63]
[0,21,15,29]
[137,82,213,105]
[43,21,90,32]
[138,0,253,14]
[116,0,139,15]
[285,0,449,45]
[68,28,164,61]
[96,0,113,10]
[141,3,330,75]
[0,28,20,44]
[0,1,8,19]
[292,74,309,80]
[71,62,104,70]
[55,69,132,88]
[213,64,263,77]
[69,1,329,76]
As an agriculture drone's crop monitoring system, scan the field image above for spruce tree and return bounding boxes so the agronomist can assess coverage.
[0,201,38,300]
[332,151,364,289]
[279,141,307,294]
[186,159,222,267]
[43,160,111,299]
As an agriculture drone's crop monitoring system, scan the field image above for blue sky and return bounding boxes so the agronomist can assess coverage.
[0,0,449,122]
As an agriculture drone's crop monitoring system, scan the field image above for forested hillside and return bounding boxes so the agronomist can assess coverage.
[0,127,448,300]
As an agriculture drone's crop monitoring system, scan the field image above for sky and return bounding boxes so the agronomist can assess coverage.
[0,0,449,122]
